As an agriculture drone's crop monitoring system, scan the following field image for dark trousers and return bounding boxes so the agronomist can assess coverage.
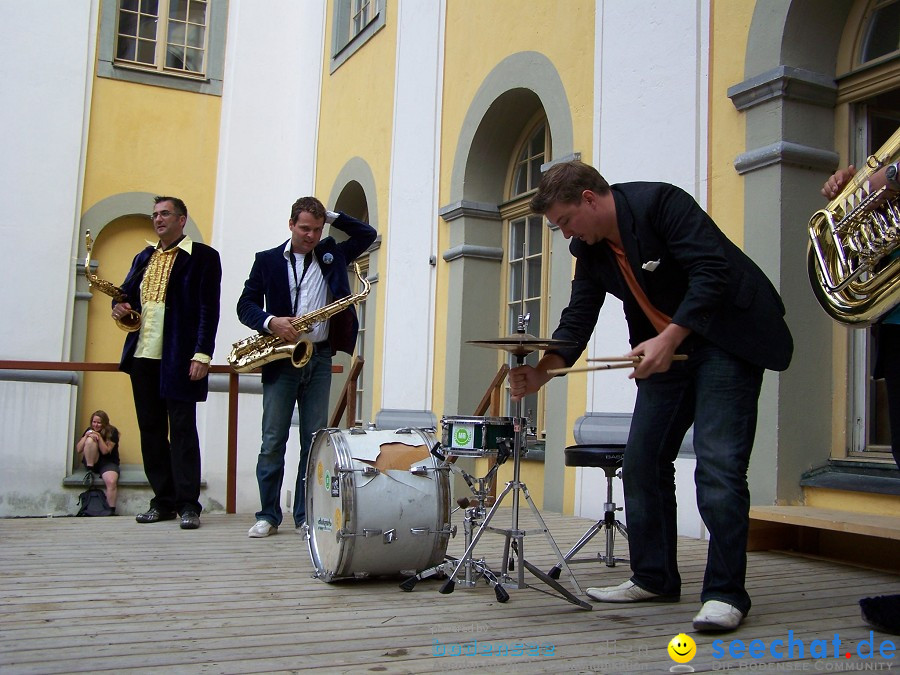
[130,358,202,515]
[623,343,764,616]
[875,324,900,468]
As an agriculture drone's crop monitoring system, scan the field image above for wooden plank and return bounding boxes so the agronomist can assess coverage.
[750,505,900,539]
[1,512,899,673]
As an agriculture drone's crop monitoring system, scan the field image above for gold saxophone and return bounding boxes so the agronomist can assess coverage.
[227,263,370,373]
[84,230,141,332]
[808,127,900,326]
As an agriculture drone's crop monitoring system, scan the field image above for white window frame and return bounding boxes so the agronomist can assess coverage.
[98,0,228,96]
[331,0,386,73]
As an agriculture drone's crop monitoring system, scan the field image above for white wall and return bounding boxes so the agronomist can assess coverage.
[572,0,711,536]
[206,3,327,516]
[0,0,95,360]
[379,0,445,411]
[212,1,326,357]
[0,381,77,516]
[0,2,96,515]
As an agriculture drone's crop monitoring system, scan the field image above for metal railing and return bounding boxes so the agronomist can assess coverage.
[0,359,357,513]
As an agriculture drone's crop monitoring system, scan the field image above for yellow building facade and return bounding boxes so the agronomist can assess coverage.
[4,1,898,567]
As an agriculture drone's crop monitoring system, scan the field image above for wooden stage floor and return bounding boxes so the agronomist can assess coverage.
[1,510,899,674]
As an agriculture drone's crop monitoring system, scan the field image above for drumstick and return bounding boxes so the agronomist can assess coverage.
[547,354,688,376]
[547,363,638,375]
[587,355,689,363]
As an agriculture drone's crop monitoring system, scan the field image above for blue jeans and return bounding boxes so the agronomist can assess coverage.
[256,346,332,528]
[622,342,763,615]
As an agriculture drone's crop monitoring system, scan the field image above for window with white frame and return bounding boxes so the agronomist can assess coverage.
[502,119,550,432]
[331,0,386,72]
[115,0,209,76]
[860,0,900,65]
[838,0,900,456]
[98,0,227,96]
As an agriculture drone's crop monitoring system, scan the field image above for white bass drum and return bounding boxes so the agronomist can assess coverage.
[305,427,451,582]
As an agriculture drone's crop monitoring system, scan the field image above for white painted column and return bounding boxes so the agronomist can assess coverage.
[1,1,96,360]
[379,0,445,413]
[213,1,326,353]
[207,2,327,516]
[574,1,709,534]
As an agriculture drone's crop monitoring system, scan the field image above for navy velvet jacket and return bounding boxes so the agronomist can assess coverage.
[550,182,793,373]
[117,240,222,402]
[236,212,376,379]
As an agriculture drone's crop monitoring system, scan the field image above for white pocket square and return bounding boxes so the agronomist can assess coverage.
[641,259,661,272]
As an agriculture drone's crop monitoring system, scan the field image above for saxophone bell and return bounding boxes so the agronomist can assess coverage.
[113,307,142,333]
[291,339,313,369]
[84,230,142,332]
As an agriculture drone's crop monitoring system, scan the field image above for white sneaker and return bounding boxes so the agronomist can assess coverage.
[586,579,680,603]
[248,520,277,538]
[692,600,744,632]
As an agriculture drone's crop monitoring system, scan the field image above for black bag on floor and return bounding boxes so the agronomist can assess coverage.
[76,487,114,517]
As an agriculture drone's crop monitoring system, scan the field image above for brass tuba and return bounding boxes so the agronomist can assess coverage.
[84,230,141,332]
[227,263,370,373]
[808,127,900,326]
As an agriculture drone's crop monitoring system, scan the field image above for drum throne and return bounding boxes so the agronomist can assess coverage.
[548,443,628,579]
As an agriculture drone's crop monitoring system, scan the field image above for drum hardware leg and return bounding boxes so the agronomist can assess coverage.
[484,345,592,609]
[547,466,628,579]
[400,502,484,593]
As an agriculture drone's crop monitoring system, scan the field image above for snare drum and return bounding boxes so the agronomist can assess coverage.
[440,415,516,457]
[305,427,451,582]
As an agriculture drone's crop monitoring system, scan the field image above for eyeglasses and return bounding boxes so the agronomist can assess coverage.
[151,210,182,220]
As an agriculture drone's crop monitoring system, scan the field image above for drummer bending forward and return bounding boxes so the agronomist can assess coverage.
[236,197,376,538]
[508,161,792,632]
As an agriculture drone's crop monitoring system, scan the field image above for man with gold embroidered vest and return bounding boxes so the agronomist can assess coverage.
[113,196,222,530]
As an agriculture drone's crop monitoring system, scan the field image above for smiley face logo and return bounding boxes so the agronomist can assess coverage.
[667,633,696,663]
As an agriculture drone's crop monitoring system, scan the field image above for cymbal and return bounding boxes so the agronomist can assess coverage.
[467,333,576,356]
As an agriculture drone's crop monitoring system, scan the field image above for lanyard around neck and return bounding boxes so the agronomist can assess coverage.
[290,251,313,316]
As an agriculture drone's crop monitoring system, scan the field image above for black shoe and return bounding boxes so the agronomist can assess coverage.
[180,511,200,529]
[135,507,177,524]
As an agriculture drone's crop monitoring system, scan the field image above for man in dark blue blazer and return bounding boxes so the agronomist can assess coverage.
[509,161,792,632]
[113,196,222,530]
[237,196,376,538]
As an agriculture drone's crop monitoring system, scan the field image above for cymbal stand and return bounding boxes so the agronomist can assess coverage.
[440,314,592,609]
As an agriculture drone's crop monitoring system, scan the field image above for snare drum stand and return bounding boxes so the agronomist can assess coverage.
[443,315,592,610]
[400,463,506,598]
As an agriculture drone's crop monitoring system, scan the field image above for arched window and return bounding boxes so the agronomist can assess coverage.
[838,0,900,456]
[501,118,550,431]
[334,186,372,427]
[859,0,900,65]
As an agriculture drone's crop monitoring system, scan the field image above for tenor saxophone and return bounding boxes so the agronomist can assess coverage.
[227,263,370,373]
[84,230,141,332]
[808,127,900,326]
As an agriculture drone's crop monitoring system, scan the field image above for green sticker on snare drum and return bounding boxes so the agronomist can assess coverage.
[325,470,331,491]
[454,423,475,449]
